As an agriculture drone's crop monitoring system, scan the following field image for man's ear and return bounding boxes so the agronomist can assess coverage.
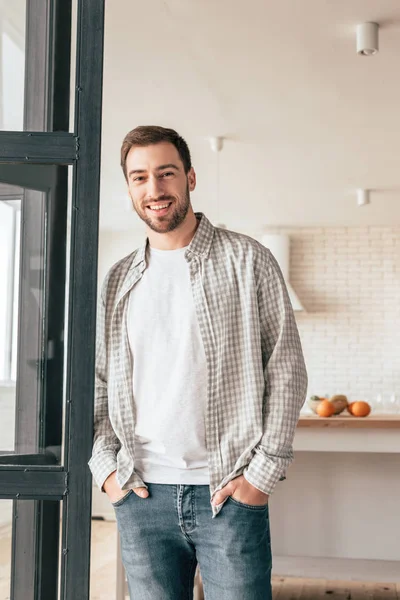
[187,167,196,192]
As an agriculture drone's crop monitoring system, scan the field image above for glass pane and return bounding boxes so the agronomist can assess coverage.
[0,166,71,465]
[0,200,20,384]
[0,0,76,132]
[0,499,12,598]
[0,0,26,130]
[0,499,62,599]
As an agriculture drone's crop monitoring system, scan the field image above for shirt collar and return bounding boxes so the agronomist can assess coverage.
[187,212,214,259]
[132,212,214,268]
[131,238,148,268]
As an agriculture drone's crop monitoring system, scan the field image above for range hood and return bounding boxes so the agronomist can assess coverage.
[261,234,305,312]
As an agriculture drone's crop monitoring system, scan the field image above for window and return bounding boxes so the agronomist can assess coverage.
[0,0,26,131]
[0,199,21,382]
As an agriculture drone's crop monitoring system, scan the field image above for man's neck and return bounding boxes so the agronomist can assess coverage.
[147,210,199,250]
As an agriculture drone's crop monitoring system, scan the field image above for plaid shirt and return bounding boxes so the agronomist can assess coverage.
[89,213,307,516]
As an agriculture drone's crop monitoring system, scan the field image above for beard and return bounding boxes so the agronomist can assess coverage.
[134,184,191,234]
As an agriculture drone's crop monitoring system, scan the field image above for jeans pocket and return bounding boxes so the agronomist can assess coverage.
[228,496,269,511]
[111,489,133,508]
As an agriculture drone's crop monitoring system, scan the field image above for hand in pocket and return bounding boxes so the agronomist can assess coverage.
[103,470,149,503]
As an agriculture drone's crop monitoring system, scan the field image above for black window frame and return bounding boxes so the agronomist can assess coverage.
[0,1,105,598]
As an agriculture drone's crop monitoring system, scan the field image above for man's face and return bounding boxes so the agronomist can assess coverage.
[126,142,196,234]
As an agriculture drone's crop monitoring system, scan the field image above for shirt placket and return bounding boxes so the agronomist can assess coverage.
[111,263,146,479]
[186,251,222,498]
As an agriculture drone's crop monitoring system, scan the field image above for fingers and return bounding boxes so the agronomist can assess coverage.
[133,486,149,499]
[212,481,235,506]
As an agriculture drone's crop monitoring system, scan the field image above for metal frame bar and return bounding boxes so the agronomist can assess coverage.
[0,464,64,470]
[0,131,77,163]
[0,183,23,196]
[0,469,66,499]
[0,163,59,191]
[60,2,105,598]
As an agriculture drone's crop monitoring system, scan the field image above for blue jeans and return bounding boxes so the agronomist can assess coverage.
[113,483,272,600]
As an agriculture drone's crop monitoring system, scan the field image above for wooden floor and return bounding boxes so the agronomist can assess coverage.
[0,518,399,599]
[272,576,400,599]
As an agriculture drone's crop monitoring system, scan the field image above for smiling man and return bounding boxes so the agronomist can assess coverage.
[89,125,308,600]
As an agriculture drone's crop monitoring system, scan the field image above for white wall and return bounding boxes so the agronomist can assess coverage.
[98,223,400,405]
[97,229,145,285]
[275,225,399,404]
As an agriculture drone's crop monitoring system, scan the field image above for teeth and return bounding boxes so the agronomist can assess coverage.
[149,203,170,211]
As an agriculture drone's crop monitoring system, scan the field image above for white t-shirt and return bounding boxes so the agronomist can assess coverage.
[127,244,209,484]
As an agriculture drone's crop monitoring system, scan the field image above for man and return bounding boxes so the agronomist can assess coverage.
[89,125,308,600]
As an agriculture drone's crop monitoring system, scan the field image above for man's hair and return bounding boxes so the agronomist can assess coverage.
[120,125,192,180]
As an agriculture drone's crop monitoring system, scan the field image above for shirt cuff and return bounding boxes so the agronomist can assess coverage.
[88,451,118,491]
[243,447,290,496]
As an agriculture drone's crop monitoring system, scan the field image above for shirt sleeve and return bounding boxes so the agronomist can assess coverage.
[244,249,308,495]
[88,278,120,491]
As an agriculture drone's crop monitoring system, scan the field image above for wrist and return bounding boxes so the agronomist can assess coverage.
[243,473,265,494]
[103,470,117,493]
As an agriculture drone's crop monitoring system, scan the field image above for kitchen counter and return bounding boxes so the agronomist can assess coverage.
[294,414,400,453]
[270,413,400,575]
[298,414,400,428]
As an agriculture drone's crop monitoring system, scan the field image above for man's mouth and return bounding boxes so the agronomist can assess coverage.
[146,202,172,216]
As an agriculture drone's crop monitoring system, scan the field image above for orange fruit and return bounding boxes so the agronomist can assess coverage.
[316,399,335,418]
[349,401,371,417]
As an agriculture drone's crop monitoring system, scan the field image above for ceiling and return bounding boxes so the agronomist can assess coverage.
[100,0,400,232]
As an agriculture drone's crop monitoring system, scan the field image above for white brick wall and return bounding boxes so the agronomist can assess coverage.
[264,226,400,406]
[98,225,400,407]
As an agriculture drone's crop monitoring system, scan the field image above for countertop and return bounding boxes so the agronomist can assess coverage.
[298,414,400,429]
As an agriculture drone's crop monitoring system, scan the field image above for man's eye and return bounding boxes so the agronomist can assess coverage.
[162,172,173,177]
[133,176,144,182]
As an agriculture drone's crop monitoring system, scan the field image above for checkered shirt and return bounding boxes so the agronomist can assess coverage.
[88,213,308,516]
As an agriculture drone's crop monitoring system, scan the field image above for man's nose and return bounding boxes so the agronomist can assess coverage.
[146,175,164,200]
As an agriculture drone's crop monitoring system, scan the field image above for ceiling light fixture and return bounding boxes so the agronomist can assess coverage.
[356,22,379,56]
[209,136,224,153]
[357,189,370,206]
